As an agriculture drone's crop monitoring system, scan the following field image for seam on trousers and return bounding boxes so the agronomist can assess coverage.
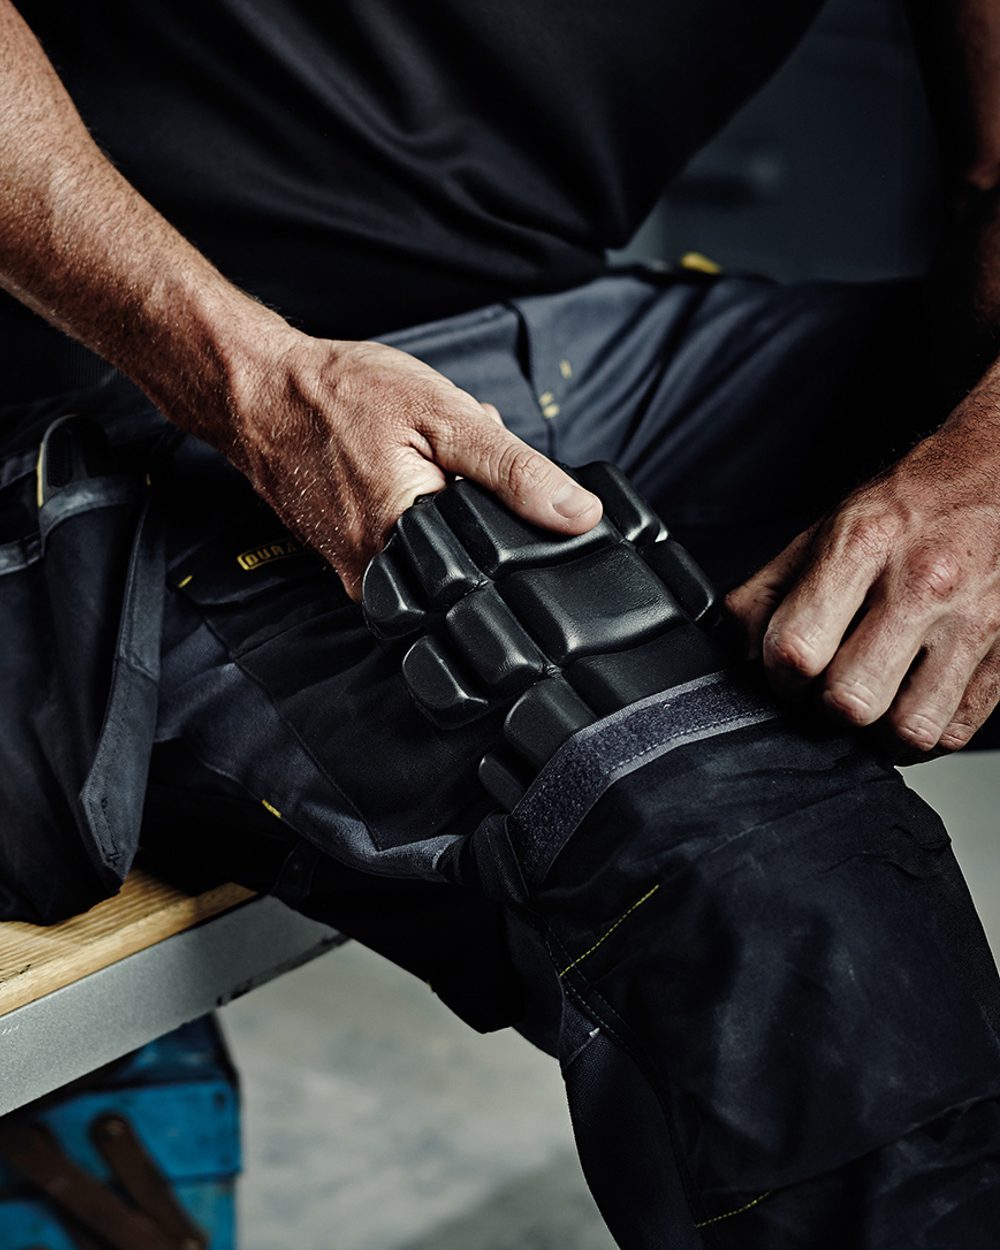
[552,942,712,1238]
[503,299,556,459]
[178,711,461,884]
[562,1025,603,1071]
[558,882,662,977]
[695,1191,772,1229]
[0,533,41,576]
[545,931,633,1058]
[225,646,381,844]
[548,923,719,1236]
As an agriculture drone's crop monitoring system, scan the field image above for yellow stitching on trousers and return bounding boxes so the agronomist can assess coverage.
[261,799,282,819]
[177,574,193,588]
[695,1191,772,1228]
[558,883,661,978]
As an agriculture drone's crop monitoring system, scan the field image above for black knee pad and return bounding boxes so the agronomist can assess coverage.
[362,463,731,810]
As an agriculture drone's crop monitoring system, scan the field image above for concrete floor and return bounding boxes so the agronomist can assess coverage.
[220,751,998,1250]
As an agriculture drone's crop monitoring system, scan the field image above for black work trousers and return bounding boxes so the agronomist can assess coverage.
[3,267,1000,1247]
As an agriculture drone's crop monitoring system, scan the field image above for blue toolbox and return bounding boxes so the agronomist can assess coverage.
[0,1015,240,1250]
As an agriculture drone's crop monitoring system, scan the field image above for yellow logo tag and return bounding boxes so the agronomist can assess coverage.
[236,537,301,571]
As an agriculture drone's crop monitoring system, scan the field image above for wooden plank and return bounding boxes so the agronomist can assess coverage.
[0,870,255,1018]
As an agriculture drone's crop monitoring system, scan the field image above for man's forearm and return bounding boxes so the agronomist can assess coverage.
[0,0,600,594]
[726,1,1000,754]
[0,0,281,440]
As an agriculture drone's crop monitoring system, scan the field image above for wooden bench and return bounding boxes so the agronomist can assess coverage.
[0,869,342,1117]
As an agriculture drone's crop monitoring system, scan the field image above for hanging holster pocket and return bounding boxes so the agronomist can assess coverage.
[0,416,166,922]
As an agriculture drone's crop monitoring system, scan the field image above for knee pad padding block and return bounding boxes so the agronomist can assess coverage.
[362,462,727,809]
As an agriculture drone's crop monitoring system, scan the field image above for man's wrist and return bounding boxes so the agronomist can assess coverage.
[125,273,297,452]
[941,356,1000,446]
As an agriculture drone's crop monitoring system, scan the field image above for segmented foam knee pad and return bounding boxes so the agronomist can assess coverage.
[362,463,729,810]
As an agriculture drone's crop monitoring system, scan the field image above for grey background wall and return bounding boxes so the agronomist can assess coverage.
[619,0,938,281]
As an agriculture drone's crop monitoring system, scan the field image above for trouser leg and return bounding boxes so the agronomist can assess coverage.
[149,491,1000,1248]
[142,724,1000,1250]
[456,707,1000,1248]
[362,451,1000,1248]
[1,267,996,1245]
[137,269,1000,1247]
[143,640,1000,1249]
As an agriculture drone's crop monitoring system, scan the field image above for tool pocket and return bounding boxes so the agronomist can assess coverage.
[168,515,342,657]
[0,419,165,922]
[160,464,501,862]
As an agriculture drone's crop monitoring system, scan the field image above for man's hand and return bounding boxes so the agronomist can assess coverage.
[0,0,601,599]
[215,334,602,599]
[726,405,1000,754]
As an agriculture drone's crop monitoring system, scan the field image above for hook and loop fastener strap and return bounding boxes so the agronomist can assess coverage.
[507,669,781,886]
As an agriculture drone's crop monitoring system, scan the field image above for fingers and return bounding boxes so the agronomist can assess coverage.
[725,527,816,660]
[338,457,447,602]
[337,393,590,600]
[883,645,976,754]
[757,517,999,751]
[819,598,942,731]
[892,638,1000,754]
[816,536,988,738]
[757,515,890,697]
[432,412,602,533]
[726,507,998,752]
[336,402,518,598]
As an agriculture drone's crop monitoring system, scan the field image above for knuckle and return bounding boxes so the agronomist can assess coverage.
[902,549,963,603]
[823,676,882,726]
[977,606,1000,647]
[723,587,750,618]
[840,512,898,562]
[764,627,824,678]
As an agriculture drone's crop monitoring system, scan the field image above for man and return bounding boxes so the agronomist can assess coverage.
[1,1,1000,1245]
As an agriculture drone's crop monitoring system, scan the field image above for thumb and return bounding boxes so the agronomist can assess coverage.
[435,414,602,534]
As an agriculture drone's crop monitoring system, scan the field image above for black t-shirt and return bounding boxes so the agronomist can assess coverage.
[5,0,823,393]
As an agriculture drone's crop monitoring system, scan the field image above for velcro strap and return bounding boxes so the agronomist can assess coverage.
[508,670,780,885]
